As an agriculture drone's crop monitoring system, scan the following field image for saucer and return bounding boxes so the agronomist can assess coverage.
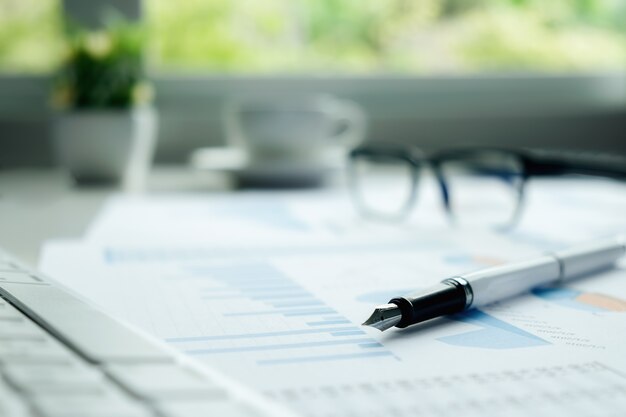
[190,147,346,187]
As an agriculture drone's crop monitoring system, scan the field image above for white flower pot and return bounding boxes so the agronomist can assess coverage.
[54,107,158,190]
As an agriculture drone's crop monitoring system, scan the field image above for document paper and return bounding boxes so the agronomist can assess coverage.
[41,178,626,417]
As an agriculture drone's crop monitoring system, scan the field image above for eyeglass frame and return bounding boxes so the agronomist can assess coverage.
[348,144,626,229]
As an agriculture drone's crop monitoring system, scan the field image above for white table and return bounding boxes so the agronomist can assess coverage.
[2,166,625,266]
[0,167,235,265]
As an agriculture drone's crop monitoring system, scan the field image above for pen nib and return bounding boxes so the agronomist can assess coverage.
[362,303,402,331]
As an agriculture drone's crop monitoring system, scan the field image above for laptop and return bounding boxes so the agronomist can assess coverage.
[0,248,295,417]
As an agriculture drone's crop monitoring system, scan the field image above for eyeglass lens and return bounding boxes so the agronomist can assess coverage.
[350,148,525,229]
[438,151,525,230]
[351,154,417,220]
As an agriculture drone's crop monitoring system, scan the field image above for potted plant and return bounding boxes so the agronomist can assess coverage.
[52,16,157,189]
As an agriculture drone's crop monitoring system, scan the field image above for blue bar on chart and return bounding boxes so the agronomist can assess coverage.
[165,262,397,365]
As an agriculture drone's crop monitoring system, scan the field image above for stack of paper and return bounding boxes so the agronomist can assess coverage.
[41,178,626,417]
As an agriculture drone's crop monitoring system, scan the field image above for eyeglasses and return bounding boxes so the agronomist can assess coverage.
[348,144,626,230]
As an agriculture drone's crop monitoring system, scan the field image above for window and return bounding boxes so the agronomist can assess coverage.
[0,0,63,73]
[2,0,623,74]
[147,0,626,74]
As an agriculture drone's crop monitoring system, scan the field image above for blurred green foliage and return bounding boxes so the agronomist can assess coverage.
[148,0,626,73]
[0,0,624,74]
[0,0,63,73]
[53,17,153,109]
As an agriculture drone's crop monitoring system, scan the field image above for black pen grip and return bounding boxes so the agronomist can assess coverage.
[390,281,467,328]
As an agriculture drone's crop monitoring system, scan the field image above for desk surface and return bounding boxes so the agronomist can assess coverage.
[0,167,236,265]
[6,167,626,417]
[3,167,625,266]
[32,170,626,417]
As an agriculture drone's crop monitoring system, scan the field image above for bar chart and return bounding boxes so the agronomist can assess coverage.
[164,262,397,366]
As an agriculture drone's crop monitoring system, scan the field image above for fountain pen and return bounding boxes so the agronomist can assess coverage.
[363,236,625,331]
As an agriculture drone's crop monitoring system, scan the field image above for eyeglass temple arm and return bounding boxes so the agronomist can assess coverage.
[524,153,626,181]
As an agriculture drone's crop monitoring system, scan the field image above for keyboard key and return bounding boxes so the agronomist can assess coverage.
[107,363,228,401]
[3,362,105,395]
[0,283,172,364]
[158,400,262,417]
[0,261,19,272]
[0,298,22,319]
[0,337,77,364]
[0,271,45,285]
[0,316,46,340]
[32,388,153,417]
[0,378,32,417]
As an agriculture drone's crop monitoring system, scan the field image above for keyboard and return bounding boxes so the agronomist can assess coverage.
[0,249,294,417]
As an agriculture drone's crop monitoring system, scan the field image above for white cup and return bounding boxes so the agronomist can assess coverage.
[191,95,366,186]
